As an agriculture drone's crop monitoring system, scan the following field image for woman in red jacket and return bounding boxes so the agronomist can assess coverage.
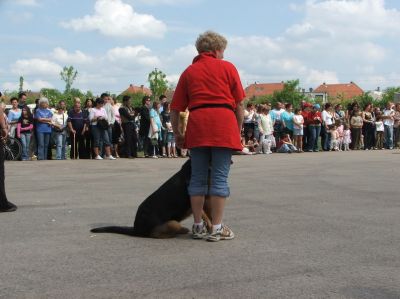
[171,31,245,242]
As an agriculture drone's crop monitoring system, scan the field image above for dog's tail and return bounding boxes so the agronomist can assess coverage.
[90,226,139,236]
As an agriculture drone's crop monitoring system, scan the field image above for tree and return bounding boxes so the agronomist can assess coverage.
[19,76,24,93]
[117,91,145,108]
[382,86,400,108]
[148,68,168,101]
[270,79,307,108]
[60,66,78,94]
[40,88,64,107]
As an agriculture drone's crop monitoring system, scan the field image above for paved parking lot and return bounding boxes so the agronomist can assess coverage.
[1,151,400,298]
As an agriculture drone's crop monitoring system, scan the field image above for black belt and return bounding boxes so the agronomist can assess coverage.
[189,103,235,112]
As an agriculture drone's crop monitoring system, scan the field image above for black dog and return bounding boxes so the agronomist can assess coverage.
[91,160,212,238]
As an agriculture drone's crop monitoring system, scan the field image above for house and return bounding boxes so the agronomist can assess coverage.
[244,82,285,99]
[314,82,364,101]
[121,84,152,96]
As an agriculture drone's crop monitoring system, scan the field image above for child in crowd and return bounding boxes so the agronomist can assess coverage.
[336,121,344,151]
[375,114,384,150]
[165,121,177,157]
[292,108,304,152]
[329,124,339,151]
[241,129,259,154]
[277,133,297,153]
[343,123,351,151]
[258,105,275,154]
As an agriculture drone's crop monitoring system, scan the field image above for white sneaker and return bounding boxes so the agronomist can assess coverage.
[95,155,103,160]
[107,155,116,160]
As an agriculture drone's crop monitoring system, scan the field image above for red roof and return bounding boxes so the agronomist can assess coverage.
[122,84,152,95]
[245,83,285,99]
[314,82,363,100]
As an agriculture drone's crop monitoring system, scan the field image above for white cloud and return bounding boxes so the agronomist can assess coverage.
[13,0,38,6]
[106,45,161,67]
[51,47,94,65]
[11,59,62,76]
[61,0,167,39]
[305,69,339,87]
[135,0,200,5]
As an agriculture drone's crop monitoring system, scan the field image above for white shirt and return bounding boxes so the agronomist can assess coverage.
[383,109,394,126]
[51,111,68,129]
[259,114,273,135]
[293,114,304,129]
[375,121,384,132]
[322,110,333,126]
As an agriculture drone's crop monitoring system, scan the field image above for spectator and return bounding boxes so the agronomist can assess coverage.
[301,103,312,150]
[139,96,151,157]
[110,97,121,158]
[35,97,53,160]
[362,103,375,150]
[149,101,162,158]
[277,133,297,153]
[293,108,304,152]
[270,102,285,143]
[0,105,17,212]
[18,92,27,109]
[243,103,255,137]
[158,94,168,113]
[52,100,68,160]
[102,93,115,155]
[306,104,322,152]
[89,98,116,160]
[258,105,275,154]
[382,102,395,149]
[393,103,400,149]
[17,107,34,161]
[7,97,21,138]
[67,98,88,159]
[83,98,94,158]
[321,103,334,151]
[350,110,363,150]
[281,103,294,138]
[375,114,384,150]
[342,123,351,151]
[161,101,171,157]
[119,95,137,158]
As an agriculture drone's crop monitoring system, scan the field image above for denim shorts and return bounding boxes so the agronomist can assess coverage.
[188,147,232,198]
[91,125,111,147]
[293,128,303,136]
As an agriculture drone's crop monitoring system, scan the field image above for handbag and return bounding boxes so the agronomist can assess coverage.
[97,118,109,130]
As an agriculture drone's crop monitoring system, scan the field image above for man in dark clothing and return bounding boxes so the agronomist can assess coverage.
[119,95,138,158]
[18,92,27,109]
[0,103,17,212]
[67,99,89,159]
[139,96,151,157]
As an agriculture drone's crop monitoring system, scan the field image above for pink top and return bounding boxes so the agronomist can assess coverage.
[113,106,121,124]
[17,123,33,138]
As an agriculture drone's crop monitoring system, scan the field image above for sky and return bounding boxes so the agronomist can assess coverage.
[1,0,399,95]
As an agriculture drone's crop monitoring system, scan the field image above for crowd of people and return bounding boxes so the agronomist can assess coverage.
[1,92,189,161]
[241,100,400,154]
[1,91,399,161]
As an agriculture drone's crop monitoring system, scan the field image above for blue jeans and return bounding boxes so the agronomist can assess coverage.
[189,147,232,197]
[37,132,51,160]
[384,125,393,149]
[20,132,31,160]
[308,125,321,151]
[54,132,67,160]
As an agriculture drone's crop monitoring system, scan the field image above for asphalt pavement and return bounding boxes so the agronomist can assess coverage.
[1,150,400,299]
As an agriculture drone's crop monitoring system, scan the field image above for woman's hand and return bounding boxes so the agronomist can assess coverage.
[174,132,185,148]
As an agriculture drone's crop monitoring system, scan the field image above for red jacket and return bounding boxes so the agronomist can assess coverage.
[171,52,245,150]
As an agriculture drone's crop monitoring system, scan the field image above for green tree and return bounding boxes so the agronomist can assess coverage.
[60,66,78,93]
[19,76,24,93]
[148,68,168,101]
[40,88,64,106]
[381,86,400,108]
[270,79,307,108]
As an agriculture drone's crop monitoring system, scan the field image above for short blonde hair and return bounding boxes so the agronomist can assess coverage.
[195,31,227,53]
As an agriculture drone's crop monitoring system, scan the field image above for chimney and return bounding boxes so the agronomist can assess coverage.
[309,87,313,92]
[130,84,133,87]
[140,85,144,91]
[377,86,380,92]
[350,81,354,84]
